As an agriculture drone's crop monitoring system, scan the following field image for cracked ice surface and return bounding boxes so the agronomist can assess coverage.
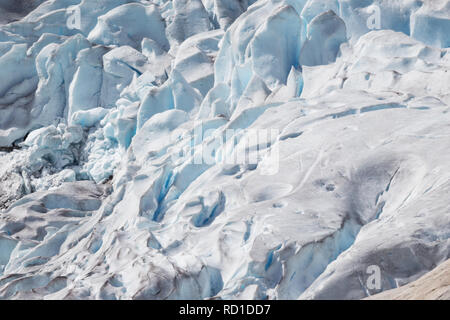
[0,0,449,299]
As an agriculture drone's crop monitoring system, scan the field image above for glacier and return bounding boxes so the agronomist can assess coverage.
[0,0,449,299]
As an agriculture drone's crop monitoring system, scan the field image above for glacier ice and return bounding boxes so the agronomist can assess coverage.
[299,10,346,66]
[166,0,214,50]
[0,0,449,300]
[88,3,169,51]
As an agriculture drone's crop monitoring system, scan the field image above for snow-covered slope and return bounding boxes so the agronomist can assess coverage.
[0,0,449,299]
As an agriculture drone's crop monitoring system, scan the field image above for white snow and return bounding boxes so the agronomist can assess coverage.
[0,0,449,300]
